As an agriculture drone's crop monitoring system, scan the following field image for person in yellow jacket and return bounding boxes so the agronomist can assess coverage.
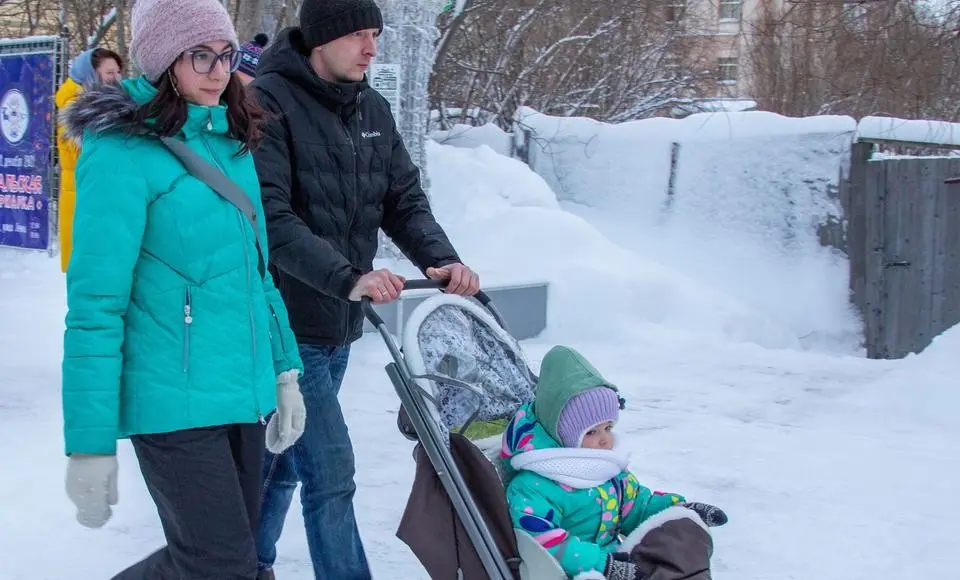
[54,47,123,272]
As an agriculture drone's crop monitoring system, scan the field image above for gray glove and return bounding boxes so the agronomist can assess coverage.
[65,453,118,528]
[265,370,306,454]
[605,553,644,580]
[682,502,728,527]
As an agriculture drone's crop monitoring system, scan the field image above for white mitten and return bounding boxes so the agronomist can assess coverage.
[265,370,306,454]
[65,453,119,528]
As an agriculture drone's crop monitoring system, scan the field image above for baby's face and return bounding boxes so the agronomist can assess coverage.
[581,420,615,450]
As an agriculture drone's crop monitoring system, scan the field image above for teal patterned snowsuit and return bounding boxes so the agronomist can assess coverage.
[501,346,685,577]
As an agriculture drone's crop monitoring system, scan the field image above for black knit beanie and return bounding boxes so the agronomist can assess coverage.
[299,0,383,50]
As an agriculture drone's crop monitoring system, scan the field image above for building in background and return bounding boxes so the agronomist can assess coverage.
[665,0,781,101]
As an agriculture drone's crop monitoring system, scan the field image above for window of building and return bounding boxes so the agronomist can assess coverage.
[717,57,738,83]
[666,0,686,23]
[719,0,741,21]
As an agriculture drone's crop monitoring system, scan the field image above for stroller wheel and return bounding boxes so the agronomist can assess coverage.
[397,405,419,441]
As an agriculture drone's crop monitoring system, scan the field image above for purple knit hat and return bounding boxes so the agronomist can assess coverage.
[556,387,620,447]
[130,0,239,83]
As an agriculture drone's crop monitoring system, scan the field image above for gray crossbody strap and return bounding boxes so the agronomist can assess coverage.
[159,136,266,279]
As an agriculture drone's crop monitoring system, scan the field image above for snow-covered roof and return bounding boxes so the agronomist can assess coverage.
[857,116,960,148]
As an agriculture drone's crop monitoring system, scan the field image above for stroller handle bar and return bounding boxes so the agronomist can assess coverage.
[360,279,494,329]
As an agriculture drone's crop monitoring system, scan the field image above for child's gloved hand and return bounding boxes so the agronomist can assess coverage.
[604,553,644,580]
[682,501,728,527]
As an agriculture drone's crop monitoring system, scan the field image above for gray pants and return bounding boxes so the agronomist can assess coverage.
[112,423,265,580]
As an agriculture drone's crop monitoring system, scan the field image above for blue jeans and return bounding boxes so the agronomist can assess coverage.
[256,344,371,579]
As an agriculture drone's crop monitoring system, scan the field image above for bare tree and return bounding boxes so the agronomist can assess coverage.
[0,0,60,37]
[744,0,960,122]
[114,0,128,68]
[224,0,306,42]
[256,0,304,40]
[59,0,115,52]
[430,0,711,128]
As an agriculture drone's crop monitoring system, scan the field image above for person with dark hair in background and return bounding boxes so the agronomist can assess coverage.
[58,0,304,577]
[236,33,269,85]
[249,0,480,578]
[55,47,123,273]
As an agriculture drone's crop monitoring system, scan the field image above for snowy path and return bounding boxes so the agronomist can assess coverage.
[1,254,956,580]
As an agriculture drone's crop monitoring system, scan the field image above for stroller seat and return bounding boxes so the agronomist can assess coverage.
[473,434,568,580]
[362,285,567,579]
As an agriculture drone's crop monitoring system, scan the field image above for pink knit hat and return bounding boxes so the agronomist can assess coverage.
[556,387,620,447]
[130,0,239,82]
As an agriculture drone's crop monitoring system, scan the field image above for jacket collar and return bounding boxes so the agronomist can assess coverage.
[126,76,230,139]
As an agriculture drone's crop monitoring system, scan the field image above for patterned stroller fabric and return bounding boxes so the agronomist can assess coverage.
[403,295,538,444]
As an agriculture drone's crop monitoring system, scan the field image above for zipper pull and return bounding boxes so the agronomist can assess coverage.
[258,413,266,425]
[184,304,193,325]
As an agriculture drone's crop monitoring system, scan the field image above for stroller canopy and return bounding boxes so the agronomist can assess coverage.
[402,293,538,441]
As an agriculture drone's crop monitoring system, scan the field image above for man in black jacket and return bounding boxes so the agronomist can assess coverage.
[249,0,479,578]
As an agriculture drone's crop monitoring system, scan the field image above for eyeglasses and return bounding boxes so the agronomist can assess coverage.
[184,48,241,75]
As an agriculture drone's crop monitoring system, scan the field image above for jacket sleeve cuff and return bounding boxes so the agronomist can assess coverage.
[65,427,118,456]
[431,257,460,269]
[335,267,364,301]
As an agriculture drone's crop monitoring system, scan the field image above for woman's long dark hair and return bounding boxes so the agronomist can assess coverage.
[131,64,266,155]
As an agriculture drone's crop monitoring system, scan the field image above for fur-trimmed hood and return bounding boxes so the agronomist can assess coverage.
[60,80,140,144]
[61,75,232,146]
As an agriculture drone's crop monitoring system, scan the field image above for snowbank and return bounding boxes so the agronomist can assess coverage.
[907,323,960,368]
[430,123,513,157]
[407,142,801,349]
[853,323,960,431]
[510,108,861,353]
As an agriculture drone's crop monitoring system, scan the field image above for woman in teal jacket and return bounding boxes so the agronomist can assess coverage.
[59,0,303,576]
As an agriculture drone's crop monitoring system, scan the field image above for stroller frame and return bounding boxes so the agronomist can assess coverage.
[361,280,519,580]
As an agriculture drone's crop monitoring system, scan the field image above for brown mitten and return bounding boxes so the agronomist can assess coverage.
[621,506,714,580]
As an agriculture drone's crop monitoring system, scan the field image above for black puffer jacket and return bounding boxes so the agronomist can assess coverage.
[251,27,460,346]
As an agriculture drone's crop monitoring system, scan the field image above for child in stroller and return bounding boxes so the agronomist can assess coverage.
[500,345,727,580]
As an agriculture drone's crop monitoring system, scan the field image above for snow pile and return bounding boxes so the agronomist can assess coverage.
[847,323,960,432]
[430,123,513,157]
[408,141,801,348]
[511,108,861,353]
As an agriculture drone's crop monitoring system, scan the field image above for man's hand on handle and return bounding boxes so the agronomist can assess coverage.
[348,268,406,303]
[349,264,479,302]
[425,263,480,296]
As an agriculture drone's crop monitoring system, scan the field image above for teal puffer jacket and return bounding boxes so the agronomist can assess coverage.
[61,76,303,455]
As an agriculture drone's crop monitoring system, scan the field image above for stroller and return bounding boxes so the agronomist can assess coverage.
[361,280,566,579]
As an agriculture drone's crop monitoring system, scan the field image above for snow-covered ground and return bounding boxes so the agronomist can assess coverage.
[1,140,957,579]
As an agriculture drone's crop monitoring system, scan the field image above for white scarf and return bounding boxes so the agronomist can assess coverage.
[510,446,631,489]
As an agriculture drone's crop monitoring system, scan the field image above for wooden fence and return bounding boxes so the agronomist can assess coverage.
[842,139,960,359]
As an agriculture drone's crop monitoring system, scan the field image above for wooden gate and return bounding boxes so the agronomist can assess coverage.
[846,142,960,358]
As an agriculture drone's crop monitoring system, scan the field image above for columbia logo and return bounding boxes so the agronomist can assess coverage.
[361,130,382,139]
